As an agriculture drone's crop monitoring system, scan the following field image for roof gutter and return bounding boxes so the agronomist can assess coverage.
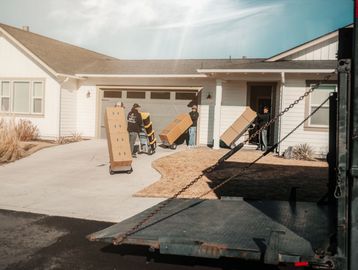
[196,69,336,74]
[75,74,207,78]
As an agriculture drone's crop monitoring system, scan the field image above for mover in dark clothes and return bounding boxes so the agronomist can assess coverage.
[256,106,270,151]
[188,105,199,147]
[127,103,142,158]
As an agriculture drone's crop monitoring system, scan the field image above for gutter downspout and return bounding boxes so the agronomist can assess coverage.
[278,72,285,154]
[58,77,69,138]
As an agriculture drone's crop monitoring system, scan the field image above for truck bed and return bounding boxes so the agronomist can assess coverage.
[89,198,335,264]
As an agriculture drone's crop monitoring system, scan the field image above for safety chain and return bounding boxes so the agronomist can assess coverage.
[111,72,335,245]
[242,73,333,146]
[334,167,343,199]
[199,95,331,199]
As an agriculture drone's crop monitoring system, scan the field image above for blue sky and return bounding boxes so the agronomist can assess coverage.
[0,0,353,59]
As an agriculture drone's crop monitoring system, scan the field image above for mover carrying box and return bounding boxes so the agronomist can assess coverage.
[159,113,193,145]
[220,107,257,147]
[105,107,132,174]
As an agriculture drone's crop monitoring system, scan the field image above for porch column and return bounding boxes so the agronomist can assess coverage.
[277,72,285,154]
[213,79,223,149]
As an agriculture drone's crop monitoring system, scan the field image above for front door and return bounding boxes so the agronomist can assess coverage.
[247,84,276,146]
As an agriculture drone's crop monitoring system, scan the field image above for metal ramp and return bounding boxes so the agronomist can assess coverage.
[89,198,335,264]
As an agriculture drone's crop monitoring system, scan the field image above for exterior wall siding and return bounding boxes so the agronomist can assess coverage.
[286,37,338,61]
[0,34,60,138]
[220,81,248,143]
[60,79,78,136]
[279,79,329,157]
[76,85,97,137]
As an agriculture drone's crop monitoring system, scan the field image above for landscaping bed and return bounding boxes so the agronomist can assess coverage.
[135,147,328,202]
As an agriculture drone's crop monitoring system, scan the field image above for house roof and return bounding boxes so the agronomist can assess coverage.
[77,59,264,75]
[197,60,337,72]
[0,23,262,76]
[0,22,338,77]
[0,23,119,76]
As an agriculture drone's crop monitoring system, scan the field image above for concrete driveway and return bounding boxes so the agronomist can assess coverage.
[0,140,181,222]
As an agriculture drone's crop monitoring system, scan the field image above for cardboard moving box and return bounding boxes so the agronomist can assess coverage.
[220,107,257,147]
[159,113,193,145]
[105,107,132,173]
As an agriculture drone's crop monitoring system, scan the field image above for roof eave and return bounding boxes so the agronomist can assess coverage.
[76,74,208,78]
[196,69,336,74]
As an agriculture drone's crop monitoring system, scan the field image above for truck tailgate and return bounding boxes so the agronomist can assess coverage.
[88,198,335,263]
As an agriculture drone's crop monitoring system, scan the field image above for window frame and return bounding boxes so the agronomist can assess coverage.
[32,81,44,115]
[0,79,45,116]
[175,91,197,101]
[126,91,146,99]
[304,80,337,131]
[0,81,11,113]
[150,91,171,100]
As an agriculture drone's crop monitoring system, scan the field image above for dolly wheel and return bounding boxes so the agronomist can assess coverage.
[109,168,115,175]
[127,168,133,174]
[170,144,177,150]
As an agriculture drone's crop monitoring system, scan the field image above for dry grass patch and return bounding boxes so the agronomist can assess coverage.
[15,119,39,141]
[56,133,83,144]
[0,119,24,163]
[0,118,53,164]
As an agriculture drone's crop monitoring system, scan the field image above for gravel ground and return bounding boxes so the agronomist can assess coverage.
[135,147,328,201]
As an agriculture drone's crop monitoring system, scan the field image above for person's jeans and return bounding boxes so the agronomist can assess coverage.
[260,129,268,151]
[188,127,196,146]
[129,132,138,155]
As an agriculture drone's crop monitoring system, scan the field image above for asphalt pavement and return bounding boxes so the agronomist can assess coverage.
[0,209,284,270]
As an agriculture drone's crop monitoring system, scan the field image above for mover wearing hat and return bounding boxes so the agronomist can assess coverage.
[127,103,142,158]
[188,105,199,147]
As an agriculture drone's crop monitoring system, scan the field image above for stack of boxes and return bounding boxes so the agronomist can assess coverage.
[220,107,257,147]
[141,112,156,150]
[159,113,193,146]
[105,107,132,173]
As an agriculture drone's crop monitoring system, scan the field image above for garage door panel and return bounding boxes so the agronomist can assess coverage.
[100,90,197,140]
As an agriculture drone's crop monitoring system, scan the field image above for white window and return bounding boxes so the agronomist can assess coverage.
[308,84,336,128]
[13,82,30,113]
[0,79,44,115]
[0,81,10,112]
[32,82,44,114]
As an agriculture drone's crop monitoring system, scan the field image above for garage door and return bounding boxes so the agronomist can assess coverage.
[99,89,198,140]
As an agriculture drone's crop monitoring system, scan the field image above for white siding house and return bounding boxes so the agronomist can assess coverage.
[0,30,61,138]
[0,22,344,156]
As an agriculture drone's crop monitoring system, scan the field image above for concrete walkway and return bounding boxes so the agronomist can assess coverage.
[0,140,181,222]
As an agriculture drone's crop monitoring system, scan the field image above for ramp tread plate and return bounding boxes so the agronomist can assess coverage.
[90,199,334,260]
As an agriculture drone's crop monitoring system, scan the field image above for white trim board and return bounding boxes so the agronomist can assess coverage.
[76,74,207,78]
[197,69,336,74]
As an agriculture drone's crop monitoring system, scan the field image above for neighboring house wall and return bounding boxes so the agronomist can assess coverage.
[279,78,329,157]
[285,37,338,61]
[0,33,60,138]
